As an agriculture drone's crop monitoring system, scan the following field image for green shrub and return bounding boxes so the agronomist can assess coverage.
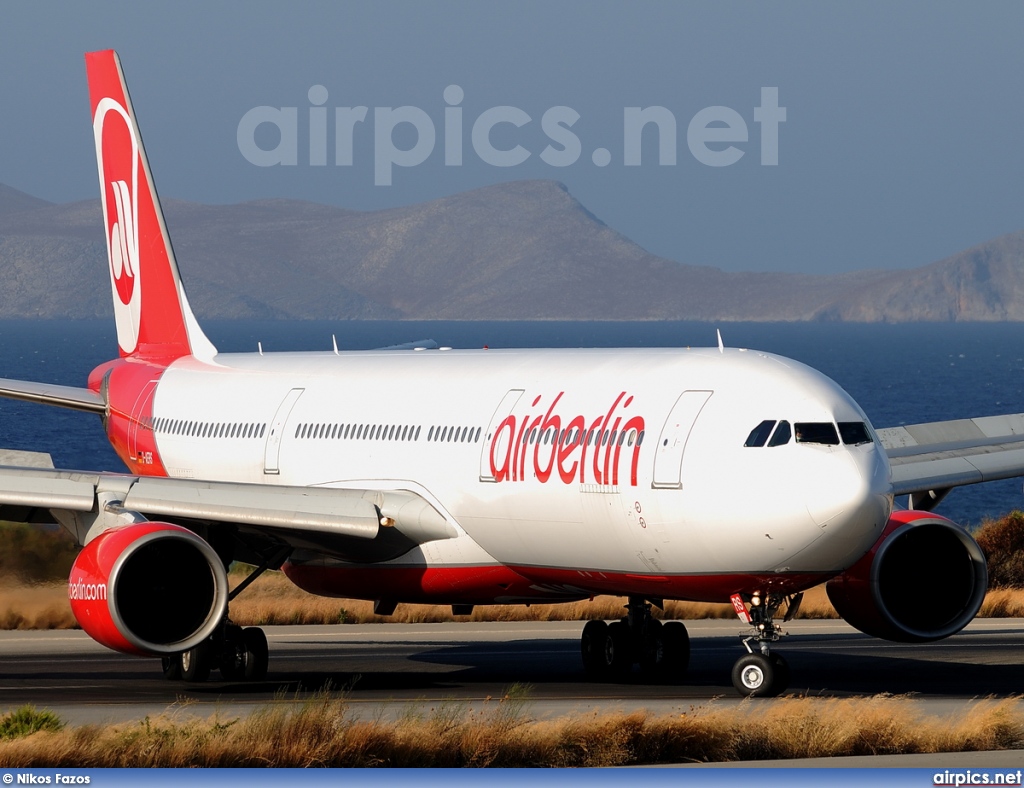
[0,706,63,740]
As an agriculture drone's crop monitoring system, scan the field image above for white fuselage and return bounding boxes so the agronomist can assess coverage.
[139,345,893,599]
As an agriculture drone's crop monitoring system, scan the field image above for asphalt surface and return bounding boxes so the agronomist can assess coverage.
[3,617,1024,729]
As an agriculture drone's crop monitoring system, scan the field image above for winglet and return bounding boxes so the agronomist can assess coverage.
[85,50,216,363]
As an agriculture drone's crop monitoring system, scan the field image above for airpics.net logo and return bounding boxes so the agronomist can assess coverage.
[237,86,786,185]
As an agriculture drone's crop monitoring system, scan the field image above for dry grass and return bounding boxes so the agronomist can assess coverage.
[0,571,830,631]
[0,583,77,630]
[0,691,1021,766]
[13,572,1024,629]
[12,506,1024,629]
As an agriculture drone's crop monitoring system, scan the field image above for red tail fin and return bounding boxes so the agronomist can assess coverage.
[85,50,216,362]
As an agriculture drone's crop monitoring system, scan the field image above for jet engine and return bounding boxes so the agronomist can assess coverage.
[825,509,987,642]
[68,522,229,655]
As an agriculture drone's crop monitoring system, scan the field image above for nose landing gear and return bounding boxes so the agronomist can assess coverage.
[728,591,800,697]
[580,596,690,681]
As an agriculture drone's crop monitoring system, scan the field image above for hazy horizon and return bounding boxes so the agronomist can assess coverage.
[1,2,1022,277]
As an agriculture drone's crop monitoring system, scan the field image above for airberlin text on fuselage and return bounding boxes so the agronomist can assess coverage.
[489,391,645,486]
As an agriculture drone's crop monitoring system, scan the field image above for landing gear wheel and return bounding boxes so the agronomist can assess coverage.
[161,655,182,681]
[180,641,212,683]
[731,653,778,697]
[581,620,609,677]
[639,620,691,681]
[604,620,632,677]
[638,618,664,676]
[219,625,246,681]
[660,621,690,680]
[242,627,269,681]
[769,653,790,695]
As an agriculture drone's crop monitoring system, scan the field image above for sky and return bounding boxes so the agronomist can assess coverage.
[1,1,1023,275]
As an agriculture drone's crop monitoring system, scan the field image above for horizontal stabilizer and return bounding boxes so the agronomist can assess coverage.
[375,339,439,351]
[0,377,105,414]
[0,450,53,469]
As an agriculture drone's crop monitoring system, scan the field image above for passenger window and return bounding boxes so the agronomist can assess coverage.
[839,422,872,445]
[768,420,791,447]
[744,420,775,447]
[795,422,840,445]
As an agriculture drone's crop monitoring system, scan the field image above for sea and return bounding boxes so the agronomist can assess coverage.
[1,319,1023,529]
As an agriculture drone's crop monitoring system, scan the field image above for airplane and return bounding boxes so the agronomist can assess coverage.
[0,48,1021,696]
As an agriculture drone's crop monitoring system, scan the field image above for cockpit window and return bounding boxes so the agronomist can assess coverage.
[795,422,840,445]
[744,420,775,447]
[768,420,791,446]
[838,421,872,445]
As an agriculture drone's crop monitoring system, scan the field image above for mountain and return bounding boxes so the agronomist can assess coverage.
[811,232,1024,321]
[0,179,1018,322]
[0,183,52,216]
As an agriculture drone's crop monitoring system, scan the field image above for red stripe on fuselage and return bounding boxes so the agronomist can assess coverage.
[283,560,832,606]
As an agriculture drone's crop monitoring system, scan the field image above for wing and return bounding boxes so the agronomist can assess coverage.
[0,464,457,564]
[878,413,1024,510]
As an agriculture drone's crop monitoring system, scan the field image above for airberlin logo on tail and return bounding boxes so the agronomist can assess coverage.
[93,96,142,355]
[108,179,136,305]
[489,391,645,487]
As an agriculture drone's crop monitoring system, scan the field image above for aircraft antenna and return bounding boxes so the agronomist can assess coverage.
[332,334,339,355]
[258,342,263,356]
[716,329,724,353]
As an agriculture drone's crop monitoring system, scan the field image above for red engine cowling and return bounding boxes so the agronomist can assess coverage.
[68,522,229,656]
[826,509,987,642]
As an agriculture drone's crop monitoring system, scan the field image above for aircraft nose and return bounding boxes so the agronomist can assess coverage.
[781,444,891,571]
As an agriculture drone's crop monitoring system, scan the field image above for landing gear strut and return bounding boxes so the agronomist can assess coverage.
[161,547,287,683]
[728,591,800,697]
[580,596,689,681]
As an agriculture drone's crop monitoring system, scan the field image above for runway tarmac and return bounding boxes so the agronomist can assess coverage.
[3,616,1024,729]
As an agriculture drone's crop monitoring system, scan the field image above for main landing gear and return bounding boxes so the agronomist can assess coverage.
[580,596,689,681]
[161,547,287,683]
[728,591,801,697]
[161,621,269,683]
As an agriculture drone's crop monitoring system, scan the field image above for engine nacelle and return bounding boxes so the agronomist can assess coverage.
[826,510,987,642]
[68,522,229,656]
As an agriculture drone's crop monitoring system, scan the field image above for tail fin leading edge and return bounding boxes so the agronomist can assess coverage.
[85,49,216,362]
